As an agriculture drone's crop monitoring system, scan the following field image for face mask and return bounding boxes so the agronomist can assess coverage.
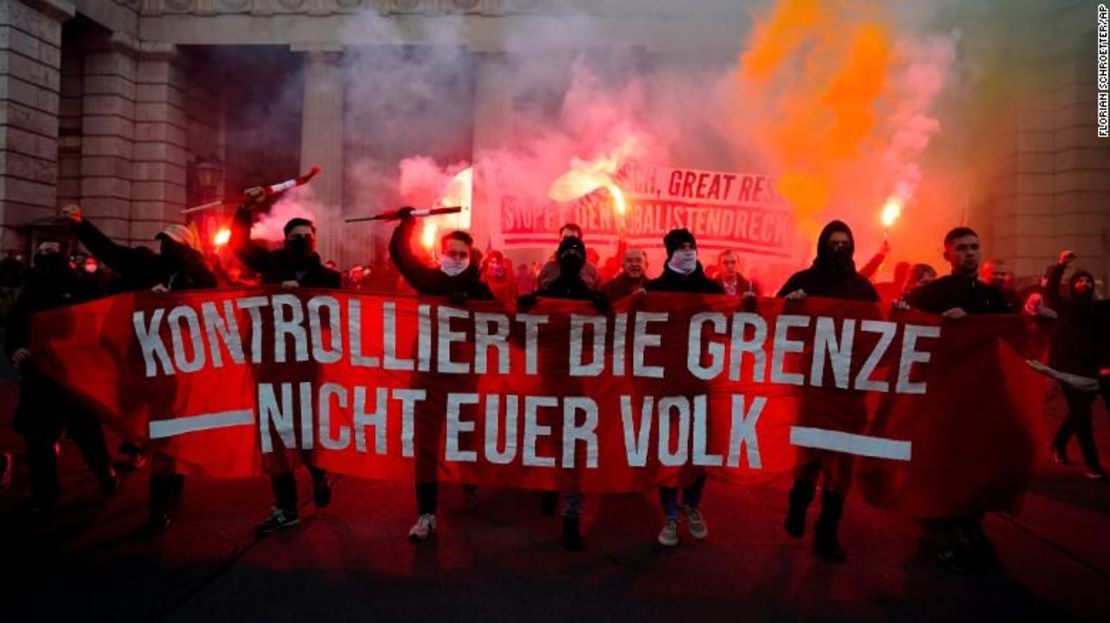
[559,252,585,276]
[285,236,314,259]
[668,250,698,275]
[440,255,470,277]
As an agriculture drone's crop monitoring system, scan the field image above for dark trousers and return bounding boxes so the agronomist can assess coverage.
[271,456,326,512]
[1054,386,1103,471]
[416,481,438,515]
[23,412,111,505]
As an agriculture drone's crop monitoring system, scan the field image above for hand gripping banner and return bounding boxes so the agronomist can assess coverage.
[29,289,1047,517]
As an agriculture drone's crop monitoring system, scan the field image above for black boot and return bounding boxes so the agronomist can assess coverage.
[784,479,815,539]
[814,490,847,562]
[562,516,585,551]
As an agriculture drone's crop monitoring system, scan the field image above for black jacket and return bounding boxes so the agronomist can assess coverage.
[388,218,493,301]
[907,273,1012,316]
[777,221,879,302]
[72,220,216,292]
[5,262,101,357]
[230,208,341,288]
[1045,264,1100,375]
[646,263,724,294]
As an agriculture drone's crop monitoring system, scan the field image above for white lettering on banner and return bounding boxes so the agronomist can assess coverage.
[308,297,343,364]
[688,312,727,380]
[393,388,425,458]
[437,306,471,374]
[811,317,855,389]
[569,315,607,377]
[691,395,723,466]
[258,382,296,453]
[272,294,309,363]
[446,393,481,462]
[620,395,654,467]
[353,386,388,454]
[727,394,766,468]
[562,397,599,468]
[484,394,519,464]
[897,324,940,394]
[348,299,380,367]
[632,312,668,378]
[657,396,691,467]
[770,315,810,385]
[855,320,896,392]
[382,302,414,371]
[134,308,173,377]
[730,313,767,382]
[201,301,245,368]
[474,313,511,374]
[523,396,558,467]
[319,383,350,450]
[237,296,269,363]
[518,314,549,375]
[128,295,939,400]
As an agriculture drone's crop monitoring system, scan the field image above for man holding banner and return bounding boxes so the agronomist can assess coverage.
[231,190,343,535]
[63,204,217,532]
[388,207,494,542]
[645,228,724,547]
[777,220,880,562]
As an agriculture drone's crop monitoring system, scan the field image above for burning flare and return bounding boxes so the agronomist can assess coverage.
[421,222,438,252]
[880,195,903,228]
[213,227,231,247]
[547,138,638,216]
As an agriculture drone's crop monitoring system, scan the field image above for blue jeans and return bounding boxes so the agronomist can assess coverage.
[660,473,706,520]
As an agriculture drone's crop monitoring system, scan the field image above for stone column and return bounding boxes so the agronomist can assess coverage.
[80,34,137,243]
[294,44,344,265]
[471,51,513,249]
[131,42,187,244]
[0,0,74,249]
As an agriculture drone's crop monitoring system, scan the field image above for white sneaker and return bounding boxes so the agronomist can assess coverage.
[408,513,436,541]
[685,505,708,539]
[657,518,679,547]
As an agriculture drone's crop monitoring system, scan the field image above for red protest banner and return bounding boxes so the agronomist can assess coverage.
[29,288,1045,517]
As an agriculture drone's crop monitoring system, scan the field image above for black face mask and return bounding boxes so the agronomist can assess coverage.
[160,239,189,265]
[284,236,315,260]
[34,252,67,272]
[559,252,585,276]
[821,247,854,275]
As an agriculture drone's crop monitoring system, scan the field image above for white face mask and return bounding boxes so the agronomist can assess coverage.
[439,255,470,277]
[668,249,698,275]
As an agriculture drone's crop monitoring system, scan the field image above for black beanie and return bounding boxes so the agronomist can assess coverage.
[663,228,696,258]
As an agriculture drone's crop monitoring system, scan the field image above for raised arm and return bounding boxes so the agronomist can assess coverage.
[229,205,274,275]
[388,213,437,287]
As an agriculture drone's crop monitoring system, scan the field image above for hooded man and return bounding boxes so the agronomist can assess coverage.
[231,192,343,535]
[519,235,609,551]
[777,220,880,563]
[537,223,601,290]
[389,207,494,542]
[1045,251,1105,480]
[63,204,216,532]
[645,229,723,547]
[6,240,117,512]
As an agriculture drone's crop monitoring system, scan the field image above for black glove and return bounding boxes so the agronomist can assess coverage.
[397,206,416,220]
[448,291,468,306]
[591,293,611,313]
[517,294,538,312]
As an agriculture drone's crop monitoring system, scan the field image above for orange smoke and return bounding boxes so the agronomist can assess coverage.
[736,0,893,236]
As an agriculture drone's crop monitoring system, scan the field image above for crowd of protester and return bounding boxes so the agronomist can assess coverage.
[0,194,1107,576]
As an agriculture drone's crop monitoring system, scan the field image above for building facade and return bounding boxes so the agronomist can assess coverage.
[1,0,1107,282]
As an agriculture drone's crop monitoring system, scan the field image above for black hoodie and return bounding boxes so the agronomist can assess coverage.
[777,220,878,302]
[231,207,341,288]
[1046,264,1100,376]
[389,217,493,301]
